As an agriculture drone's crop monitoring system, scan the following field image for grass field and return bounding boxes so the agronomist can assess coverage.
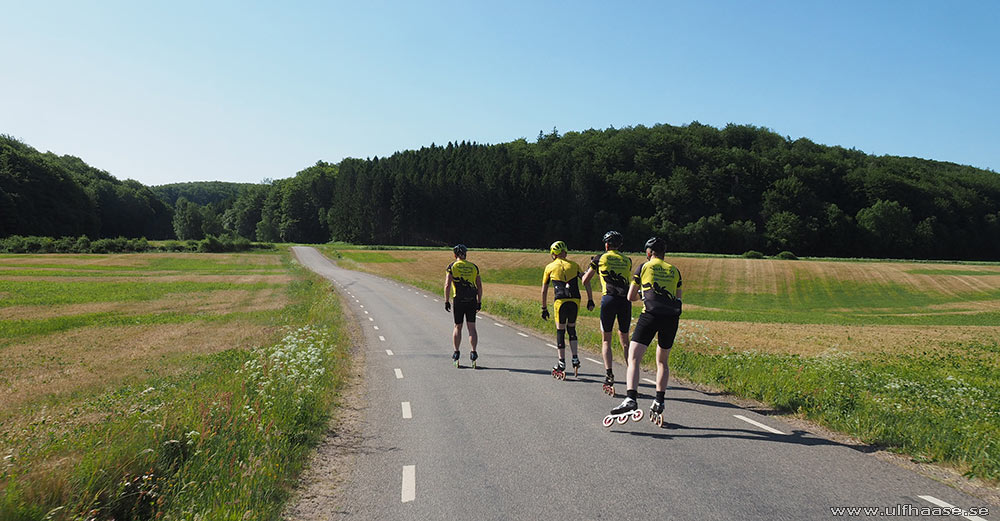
[323,245,1000,482]
[0,252,351,520]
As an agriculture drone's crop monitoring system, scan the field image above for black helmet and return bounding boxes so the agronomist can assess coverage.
[644,237,666,254]
[453,244,467,257]
[602,230,623,247]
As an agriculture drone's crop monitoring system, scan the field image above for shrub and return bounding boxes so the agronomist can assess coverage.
[776,250,798,260]
[742,250,764,259]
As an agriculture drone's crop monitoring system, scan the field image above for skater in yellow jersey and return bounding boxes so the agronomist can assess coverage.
[540,240,594,379]
[444,244,483,368]
[604,237,682,428]
[581,230,633,395]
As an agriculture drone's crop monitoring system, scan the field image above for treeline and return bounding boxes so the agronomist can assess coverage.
[1,135,173,239]
[0,234,273,254]
[5,125,1000,260]
[227,123,1000,260]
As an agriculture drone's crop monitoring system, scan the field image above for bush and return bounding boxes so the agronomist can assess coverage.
[742,250,764,259]
[776,250,798,260]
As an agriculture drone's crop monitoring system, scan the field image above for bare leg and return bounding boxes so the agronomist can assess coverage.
[452,323,463,350]
[656,346,671,392]
[626,340,648,392]
[567,321,578,358]
[556,323,566,361]
[468,322,478,351]
[618,330,630,364]
[601,331,613,369]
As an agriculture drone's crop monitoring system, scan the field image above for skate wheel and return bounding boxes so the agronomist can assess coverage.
[632,409,644,421]
[656,415,664,427]
[616,414,628,424]
[602,415,614,427]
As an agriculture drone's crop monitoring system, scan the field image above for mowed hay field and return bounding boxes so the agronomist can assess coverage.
[0,252,351,520]
[325,246,1000,481]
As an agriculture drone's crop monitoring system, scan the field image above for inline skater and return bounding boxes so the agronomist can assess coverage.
[540,240,594,379]
[581,230,633,396]
[444,244,483,368]
[604,237,682,427]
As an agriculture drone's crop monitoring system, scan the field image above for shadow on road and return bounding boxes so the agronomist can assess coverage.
[614,425,877,453]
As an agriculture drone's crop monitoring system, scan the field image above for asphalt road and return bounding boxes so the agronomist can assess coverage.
[292,246,992,521]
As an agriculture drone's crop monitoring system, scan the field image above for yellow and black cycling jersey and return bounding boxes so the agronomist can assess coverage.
[447,259,480,303]
[589,250,633,298]
[632,258,682,316]
[543,258,582,300]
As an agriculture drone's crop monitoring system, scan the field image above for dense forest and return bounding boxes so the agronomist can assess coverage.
[3,124,999,259]
[0,135,173,239]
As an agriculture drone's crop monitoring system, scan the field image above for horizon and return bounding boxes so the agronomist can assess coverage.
[3,1,998,185]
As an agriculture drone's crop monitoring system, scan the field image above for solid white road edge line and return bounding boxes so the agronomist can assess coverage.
[546,343,557,349]
[401,402,412,419]
[401,465,415,503]
[641,377,657,384]
[586,357,602,364]
[918,495,986,521]
[517,332,529,337]
[386,349,394,355]
[733,414,785,435]
[494,322,504,327]
[394,368,403,379]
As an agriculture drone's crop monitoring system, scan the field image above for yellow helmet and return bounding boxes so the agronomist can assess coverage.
[549,240,567,256]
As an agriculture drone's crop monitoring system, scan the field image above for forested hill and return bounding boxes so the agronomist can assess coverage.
[3,123,1000,260]
[258,123,998,260]
[0,135,173,239]
[152,181,254,206]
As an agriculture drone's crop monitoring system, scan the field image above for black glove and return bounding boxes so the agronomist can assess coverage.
[475,301,481,311]
[445,301,451,312]
[541,306,550,320]
[586,299,595,311]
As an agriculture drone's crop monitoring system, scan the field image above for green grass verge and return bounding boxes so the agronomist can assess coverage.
[0,263,352,520]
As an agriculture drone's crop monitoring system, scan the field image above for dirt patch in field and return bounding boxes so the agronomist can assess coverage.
[678,320,998,357]
[0,321,276,414]
[0,287,288,321]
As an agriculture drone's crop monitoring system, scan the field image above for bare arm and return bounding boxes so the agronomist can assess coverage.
[476,275,483,303]
[581,267,596,286]
[540,281,549,308]
[444,272,453,303]
[627,282,641,302]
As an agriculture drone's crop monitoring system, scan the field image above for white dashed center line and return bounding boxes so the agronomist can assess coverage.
[401,402,412,419]
[364,310,369,314]
[433,299,439,302]
[360,305,364,308]
[918,495,986,521]
[401,465,416,503]
[374,325,380,330]
[546,343,557,349]
[379,335,386,342]
[494,323,504,327]
[386,349,394,356]
[394,368,403,379]
[585,357,602,364]
[517,332,529,337]
[642,377,657,384]
[733,414,785,435]
[368,317,374,321]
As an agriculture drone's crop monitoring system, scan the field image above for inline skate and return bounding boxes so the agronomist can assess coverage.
[649,400,665,427]
[552,360,566,380]
[603,397,643,427]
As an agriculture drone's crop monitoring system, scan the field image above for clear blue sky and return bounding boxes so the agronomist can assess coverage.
[2,1,998,186]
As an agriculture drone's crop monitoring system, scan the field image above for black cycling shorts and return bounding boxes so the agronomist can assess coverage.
[453,301,477,324]
[600,295,631,333]
[555,300,578,324]
[630,312,679,349]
